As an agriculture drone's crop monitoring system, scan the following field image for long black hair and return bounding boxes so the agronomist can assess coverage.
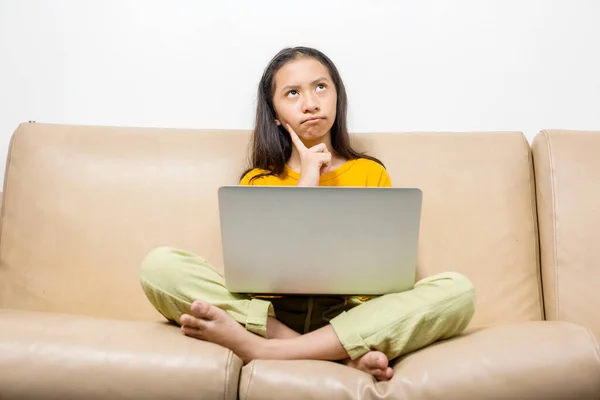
[241,46,384,182]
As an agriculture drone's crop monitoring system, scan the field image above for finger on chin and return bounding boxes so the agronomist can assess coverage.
[286,124,308,151]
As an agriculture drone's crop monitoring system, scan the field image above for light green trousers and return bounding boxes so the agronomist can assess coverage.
[140,246,476,360]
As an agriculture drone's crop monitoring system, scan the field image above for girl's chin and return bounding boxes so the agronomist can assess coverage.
[298,128,330,141]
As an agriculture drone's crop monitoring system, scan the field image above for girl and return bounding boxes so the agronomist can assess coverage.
[140,46,475,382]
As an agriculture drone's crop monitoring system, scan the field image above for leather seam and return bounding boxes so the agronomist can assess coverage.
[243,361,255,400]
[525,133,545,320]
[544,131,560,320]
[223,350,232,400]
[585,327,600,365]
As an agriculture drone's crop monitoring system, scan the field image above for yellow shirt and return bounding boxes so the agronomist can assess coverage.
[240,158,392,187]
[239,157,392,301]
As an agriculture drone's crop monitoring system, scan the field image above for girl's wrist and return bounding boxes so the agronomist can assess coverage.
[297,172,319,187]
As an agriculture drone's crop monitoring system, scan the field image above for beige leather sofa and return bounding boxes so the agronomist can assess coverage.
[0,123,598,399]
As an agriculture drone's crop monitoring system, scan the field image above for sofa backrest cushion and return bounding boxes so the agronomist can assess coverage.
[0,123,543,325]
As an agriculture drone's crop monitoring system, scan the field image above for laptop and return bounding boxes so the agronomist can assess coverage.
[217,186,422,296]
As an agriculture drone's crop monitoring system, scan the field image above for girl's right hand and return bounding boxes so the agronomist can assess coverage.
[287,124,332,187]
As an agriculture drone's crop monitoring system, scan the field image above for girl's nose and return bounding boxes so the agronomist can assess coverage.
[302,93,320,112]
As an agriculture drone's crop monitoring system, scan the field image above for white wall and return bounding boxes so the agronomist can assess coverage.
[1,0,599,186]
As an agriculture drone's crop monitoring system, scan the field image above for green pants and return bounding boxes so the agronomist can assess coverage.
[140,247,476,360]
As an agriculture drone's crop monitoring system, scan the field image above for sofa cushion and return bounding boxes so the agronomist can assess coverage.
[532,129,600,337]
[352,132,542,327]
[0,309,242,400]
[239,322,600,400]
[0,123,251,321]
[0,123,542,326]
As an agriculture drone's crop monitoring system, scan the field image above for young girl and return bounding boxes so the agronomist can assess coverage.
[140,46,475,382]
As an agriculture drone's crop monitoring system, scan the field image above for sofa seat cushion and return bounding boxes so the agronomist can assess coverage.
[0,309,242,400]
[239,321,600,400]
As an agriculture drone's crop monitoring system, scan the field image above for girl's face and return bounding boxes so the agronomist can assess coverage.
[272,57,337,143]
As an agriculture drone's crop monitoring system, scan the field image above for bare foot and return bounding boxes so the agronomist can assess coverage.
[180,300,262,363]
[345,351,394,381]
[180,300,393,382]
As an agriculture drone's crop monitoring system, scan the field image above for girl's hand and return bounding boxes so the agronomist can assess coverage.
[287,124,331,187]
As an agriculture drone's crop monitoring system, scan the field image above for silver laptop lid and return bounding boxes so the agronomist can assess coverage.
[218,186,422,296]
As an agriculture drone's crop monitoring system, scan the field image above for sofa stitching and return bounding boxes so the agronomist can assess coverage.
[544,130,560,320]
[223,350,231,400]
[243,361,255,400]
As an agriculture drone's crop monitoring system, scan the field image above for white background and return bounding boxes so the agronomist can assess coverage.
[1,0,599,186]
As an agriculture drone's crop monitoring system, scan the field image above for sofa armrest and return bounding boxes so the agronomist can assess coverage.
[532,129,600,337]
[0,309,242,400]
[239,321,600,400]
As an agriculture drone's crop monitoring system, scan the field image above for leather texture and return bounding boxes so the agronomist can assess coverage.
[532,129,600,337]
[0,124,542,328]
[0,123,252,321]
[350,132,542,327]
[240,321,600,400]
[0,309,242,399]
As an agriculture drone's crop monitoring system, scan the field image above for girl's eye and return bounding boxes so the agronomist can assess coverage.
[316,84,326,91]
[287,90,299,97]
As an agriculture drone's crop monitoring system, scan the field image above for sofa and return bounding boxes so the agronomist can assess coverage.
[0,122,598,399]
